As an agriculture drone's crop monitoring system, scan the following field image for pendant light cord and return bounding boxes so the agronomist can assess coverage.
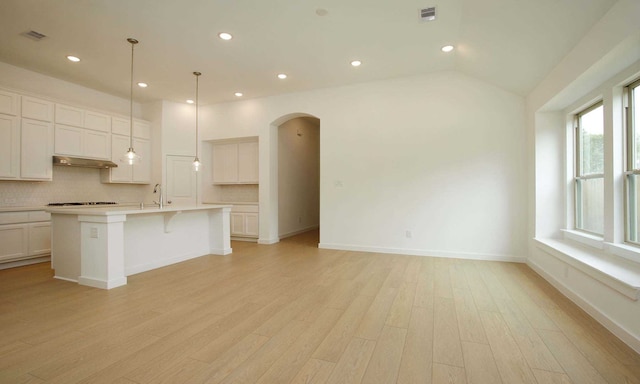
[195,72,199,158]
[129,39,135,149]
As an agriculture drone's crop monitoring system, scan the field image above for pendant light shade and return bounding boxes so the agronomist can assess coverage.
[121,38,141,165]
[192,71,202,172]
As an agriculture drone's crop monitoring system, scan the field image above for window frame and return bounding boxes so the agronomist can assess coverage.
[574,100,604,236]
[624,78,640,245]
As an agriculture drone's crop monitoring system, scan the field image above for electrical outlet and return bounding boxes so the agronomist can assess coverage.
[90,227,99,238]
[298,216,302,224]
[405,230,412,239]
[4,198,16,204]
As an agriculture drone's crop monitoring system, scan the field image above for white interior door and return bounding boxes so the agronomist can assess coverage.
[166,155,197,205]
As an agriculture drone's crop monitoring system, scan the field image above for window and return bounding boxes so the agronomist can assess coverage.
[575,102,604,235]
[625,79,640,243]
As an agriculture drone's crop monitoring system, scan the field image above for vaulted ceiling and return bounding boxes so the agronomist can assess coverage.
[0,0,617,105]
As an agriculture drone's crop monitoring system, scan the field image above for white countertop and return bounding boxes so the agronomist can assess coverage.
[202,201,258,206]
[0,206,48,213]
[46,203,232,216]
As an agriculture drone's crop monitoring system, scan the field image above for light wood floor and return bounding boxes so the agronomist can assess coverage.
[1,230,640,384]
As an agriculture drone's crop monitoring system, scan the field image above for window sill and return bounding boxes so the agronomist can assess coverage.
[534,237,640,301]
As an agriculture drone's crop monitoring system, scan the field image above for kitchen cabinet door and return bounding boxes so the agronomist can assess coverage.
[244,213,259,237]
[84,111,111,132]
[0,89,19,116]
[28,222,51,256]
[22,96,54,122]
[21,119,53,180]
[83,129,110,159]
[230,213,246,235]
[0,115,20,179]
[111,117,130,136]
[55,104,84,127]
[132,138,151,183]
[212,143,239,183]
[54,124,83,156]
[108,134,133,182]
[0,224,29,262]
[238,142,259,183]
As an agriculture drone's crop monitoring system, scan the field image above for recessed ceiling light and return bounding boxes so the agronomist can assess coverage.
[218,32,233,40]
[234,92,243,97]
[315,8,328,16]
[277,73,287,79]
[441,45,454,53]
[137,82,148,88]
[186,99,194,104]
[351,60,362,67]
[66,55,80,62]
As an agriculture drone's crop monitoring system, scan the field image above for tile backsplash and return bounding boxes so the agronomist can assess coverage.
[0,166,149,207]
[214,184,259,203]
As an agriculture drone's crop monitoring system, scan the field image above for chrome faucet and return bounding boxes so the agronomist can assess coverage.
[153,183,164,208]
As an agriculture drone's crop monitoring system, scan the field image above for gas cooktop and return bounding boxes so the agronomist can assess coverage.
[47,202,118,206]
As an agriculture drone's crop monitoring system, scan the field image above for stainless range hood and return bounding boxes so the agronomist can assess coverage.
[53,156,118,169]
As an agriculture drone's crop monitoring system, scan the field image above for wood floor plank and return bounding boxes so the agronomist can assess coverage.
[218,320,309,384]
[453,288,487,344]
[385,280,417,329]
[325,337,376,384]
[434,259,454,299]
[461,342,502,384]
[397,306,434,384]
[313,294,376,362]
[432,363,467,384]
[531,369,574,384]
[479,310,538,384]
[354,287,398,340]
[433,296,464,367]
[537,329,608,384]
[290,359,336,384]
[361,325,407,384]
[255,308,343,384]
[188,333,270,384]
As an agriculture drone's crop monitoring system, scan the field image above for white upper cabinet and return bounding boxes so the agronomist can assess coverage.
[55,104,84,127]
[238,142,259,183]
[54,124,110,160]
[134,121,151,139]
[84,111,110,132]
[111,117,130,136]
[212,138,259,185]
[102,134,151,184]
[0,90,19,116]
[21,96,54,122]
[0,115,20,179]
[21,119,53,180]
[212,143,239,184]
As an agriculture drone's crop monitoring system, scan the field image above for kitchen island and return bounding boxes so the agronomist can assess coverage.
[46,204,232,289]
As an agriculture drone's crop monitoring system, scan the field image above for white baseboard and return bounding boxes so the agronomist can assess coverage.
[0,256,50,270]
[279,225,319,240]
[258,237,280,245]
[78,276,127,290]
[317,242,525,262]
[527,258,640,354]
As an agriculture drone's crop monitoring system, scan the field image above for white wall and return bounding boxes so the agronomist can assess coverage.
[278,117,320,238]
[202,70,527,260]
[528,0,640,351]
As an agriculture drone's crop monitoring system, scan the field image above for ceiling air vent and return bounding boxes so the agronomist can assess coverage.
[420,7,436,22]
[21,30,47,41]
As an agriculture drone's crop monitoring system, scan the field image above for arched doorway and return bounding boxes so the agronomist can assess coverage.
[260,113,320,245]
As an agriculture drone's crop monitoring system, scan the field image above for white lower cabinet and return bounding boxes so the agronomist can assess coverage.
[230,205,259,239]
[0,211,51,265]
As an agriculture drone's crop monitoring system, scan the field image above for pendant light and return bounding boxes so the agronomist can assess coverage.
[192,71,202,172]
[121,38,141,165]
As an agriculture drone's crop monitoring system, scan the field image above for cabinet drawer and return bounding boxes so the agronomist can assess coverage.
[0,212,29,225]
[28,211,50,222]
[231,204,259,213]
